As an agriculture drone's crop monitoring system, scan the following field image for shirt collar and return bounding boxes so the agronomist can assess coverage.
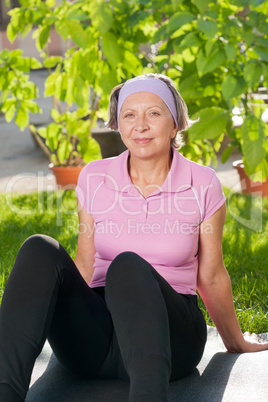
[103,147,192,195]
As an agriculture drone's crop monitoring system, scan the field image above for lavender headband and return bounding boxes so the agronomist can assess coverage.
[117,76,178,131]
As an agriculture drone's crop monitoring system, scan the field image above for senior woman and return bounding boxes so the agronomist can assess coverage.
[0,74,267,402]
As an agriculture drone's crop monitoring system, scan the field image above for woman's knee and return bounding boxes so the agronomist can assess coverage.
[106,251,143,282]
[14,234,61,275]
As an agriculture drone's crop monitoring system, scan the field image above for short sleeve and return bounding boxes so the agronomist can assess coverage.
[202,172,226,221]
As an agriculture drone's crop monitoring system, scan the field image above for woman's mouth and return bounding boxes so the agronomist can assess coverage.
[134,138,152,145]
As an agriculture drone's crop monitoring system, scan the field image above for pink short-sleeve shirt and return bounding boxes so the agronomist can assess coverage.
[75,147,226,295]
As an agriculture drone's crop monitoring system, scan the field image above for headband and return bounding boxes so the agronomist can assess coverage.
[117,76,178,132]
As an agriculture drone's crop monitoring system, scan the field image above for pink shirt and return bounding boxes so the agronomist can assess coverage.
[75,148,226,295]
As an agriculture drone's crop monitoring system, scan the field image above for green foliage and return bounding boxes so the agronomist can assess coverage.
[148,0,268,176]
[1,0,268,173]
[0,49,42,130]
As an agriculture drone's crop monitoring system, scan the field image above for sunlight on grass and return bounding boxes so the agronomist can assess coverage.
[1,188,268,333]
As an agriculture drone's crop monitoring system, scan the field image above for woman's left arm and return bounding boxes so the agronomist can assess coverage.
[197,203,268,353]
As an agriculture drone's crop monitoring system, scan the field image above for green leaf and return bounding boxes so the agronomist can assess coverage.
[241,114,267,175]
[221,75,247,100]
[197,19,218,39]
[179,74,204,100]
[66,21,88,49]
[30,58,42,69]
[188,107,229,141]
[15,106,29,130]
[221,144,234,164]
[57,140,72,164]
[6,22,19,43]
[255,46,268,63]
[171,0,184,10]
[44,71,58,97]
[38,127,48,138]
[78,136,101,163]
[4,101,16,123]
[55,20,69,41]
[196,48,226,76]
[123,50,143,75]
[90,2,113,35]
[37,25,51,51]
[224,43,237,61]
[174,32,201,53]
[102,33,122,66]
[244,61,262,89]
[192,0,209,13]
[43,56,63,69]
[166,11,195,35]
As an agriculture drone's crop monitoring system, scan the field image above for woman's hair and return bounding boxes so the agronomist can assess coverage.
[106,73,195,149]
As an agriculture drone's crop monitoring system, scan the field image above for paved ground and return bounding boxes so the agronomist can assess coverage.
[0,70,242,194]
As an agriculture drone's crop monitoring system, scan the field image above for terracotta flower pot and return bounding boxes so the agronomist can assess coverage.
[232,160,268,197]
[49,163,84,189]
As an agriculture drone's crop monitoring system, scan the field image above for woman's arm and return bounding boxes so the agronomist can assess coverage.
[74,198,96,284]
[197,203,268,353]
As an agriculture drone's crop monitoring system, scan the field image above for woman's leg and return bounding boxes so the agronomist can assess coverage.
[105,251,207,402]
[0,235,113,401]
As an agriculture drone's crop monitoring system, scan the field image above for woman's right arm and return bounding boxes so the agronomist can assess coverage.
[74,198,96,284]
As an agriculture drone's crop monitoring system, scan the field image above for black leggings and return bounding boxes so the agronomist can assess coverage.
[0,235,207,401]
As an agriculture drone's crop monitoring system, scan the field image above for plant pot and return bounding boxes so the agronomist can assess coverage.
[232,160,268,197]
[92,128,126,158]
[49,163,84,189]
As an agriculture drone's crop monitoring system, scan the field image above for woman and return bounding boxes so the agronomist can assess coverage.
[0,74,267,402]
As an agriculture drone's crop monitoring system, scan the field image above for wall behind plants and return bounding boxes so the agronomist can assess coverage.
[3,0,268,178]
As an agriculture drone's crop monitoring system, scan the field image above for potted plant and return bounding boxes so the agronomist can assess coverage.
[0,0,150,187]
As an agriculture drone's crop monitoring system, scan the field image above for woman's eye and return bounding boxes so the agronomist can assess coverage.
[150,111,160,116]
[124,113,134,118]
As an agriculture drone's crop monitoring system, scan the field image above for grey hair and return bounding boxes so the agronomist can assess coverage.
[106,73,195,149]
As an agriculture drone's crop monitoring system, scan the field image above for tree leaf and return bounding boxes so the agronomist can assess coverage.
[66,21,88,49]
[174,32,201,53]
[55,20,69,41]
[244,61,262,89]
[221,144,234,164]
[179,74,204,100]
[241,113,267,175]
[43,56,63,69]
[224,43,237,61]
[37,25,51,51]
[192,0,210,14]
[90,2,113,35]
[196,48,225,76]
[166,11,195,35]
[197,19,218,39]
[15,106,29,130]
[255,46,268,62]
[78,137,102,163]
[188,107,229,141]
[102,32,122,66]
[221,75,247,100]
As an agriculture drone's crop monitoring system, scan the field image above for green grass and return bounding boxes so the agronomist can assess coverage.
[0,188,267,333]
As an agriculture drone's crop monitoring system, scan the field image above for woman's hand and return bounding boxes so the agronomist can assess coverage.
[233,332,268,354]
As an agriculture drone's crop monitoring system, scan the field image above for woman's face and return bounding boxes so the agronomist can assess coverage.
[118,92,177,160]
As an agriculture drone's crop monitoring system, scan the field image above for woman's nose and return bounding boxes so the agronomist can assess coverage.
[134,115,149,132]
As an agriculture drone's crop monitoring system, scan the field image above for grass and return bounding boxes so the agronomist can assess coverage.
[0,188,267,333]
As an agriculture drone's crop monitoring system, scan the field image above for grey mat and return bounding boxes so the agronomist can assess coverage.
[26,326,268,401]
